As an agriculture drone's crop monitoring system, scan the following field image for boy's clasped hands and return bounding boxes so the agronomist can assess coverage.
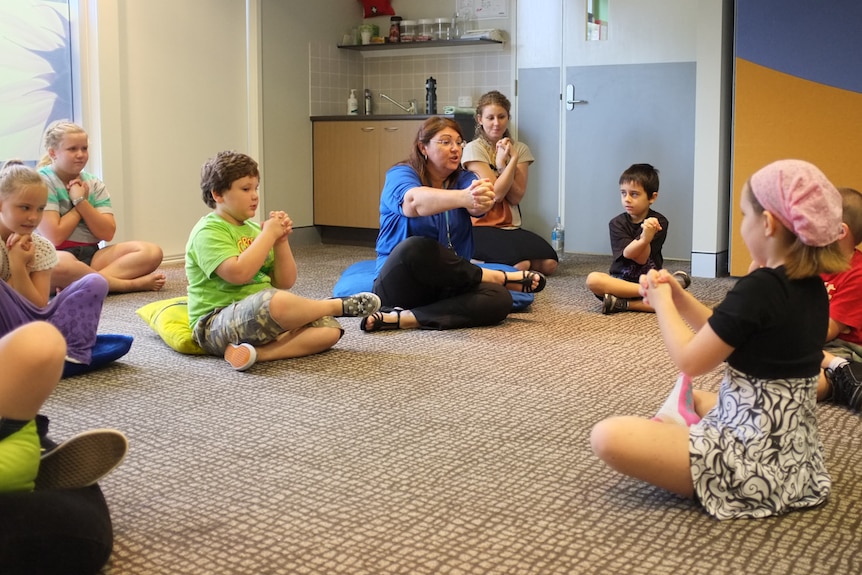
[640,216,662,240]
[264,210,292,243]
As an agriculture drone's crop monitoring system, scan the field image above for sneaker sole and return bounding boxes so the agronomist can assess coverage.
[225,343,256,371]
[35,429,128,490]
[342,292,382,318]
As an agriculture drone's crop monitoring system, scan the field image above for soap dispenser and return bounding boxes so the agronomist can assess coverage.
[348,89,359,115]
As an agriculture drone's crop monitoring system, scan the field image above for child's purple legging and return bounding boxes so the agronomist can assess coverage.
[0,273,108,364]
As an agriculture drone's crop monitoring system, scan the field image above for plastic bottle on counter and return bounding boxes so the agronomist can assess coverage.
[348,89,358,115]
[551,216,565,259]
[425,77,437,114]
[364,89,372,115]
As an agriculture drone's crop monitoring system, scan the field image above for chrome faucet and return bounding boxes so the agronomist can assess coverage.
[380,92,417,115]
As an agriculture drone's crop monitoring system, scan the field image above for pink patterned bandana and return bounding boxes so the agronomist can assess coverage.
[749,159,843,247]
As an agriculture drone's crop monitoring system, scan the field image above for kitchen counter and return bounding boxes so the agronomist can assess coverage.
[310,114,463,121]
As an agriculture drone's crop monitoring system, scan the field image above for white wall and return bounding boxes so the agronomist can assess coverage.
[259,0,361,231]
[80,0,252,261]
[691,0,733,277]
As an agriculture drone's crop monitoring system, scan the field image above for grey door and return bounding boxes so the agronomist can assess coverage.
[517,0,698,261]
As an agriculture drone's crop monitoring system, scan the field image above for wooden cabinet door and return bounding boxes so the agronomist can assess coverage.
[377,120,423,185]
[313,122,380,228]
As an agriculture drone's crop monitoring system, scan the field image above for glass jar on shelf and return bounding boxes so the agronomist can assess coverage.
[400,20,416,42]
[417,18,434,41]
[434,17,451,41]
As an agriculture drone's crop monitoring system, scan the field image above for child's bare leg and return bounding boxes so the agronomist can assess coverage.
[585,273,641,299]
[693,389,717,417]
[269,291,379,330]
[516,258,558,276]
[625,299,655,313]
[49,253,97,293]
[269,292,342,329]
[91,242,166,292]
[0,323,65,420]
[591,416,694,497]
[255,326,343,361]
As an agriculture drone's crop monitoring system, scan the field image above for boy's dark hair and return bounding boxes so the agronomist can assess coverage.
[200,151,260,208]
[838,187,862,244]
[619,163,660,197]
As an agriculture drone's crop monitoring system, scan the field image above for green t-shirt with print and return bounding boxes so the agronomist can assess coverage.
[185,212,274,328]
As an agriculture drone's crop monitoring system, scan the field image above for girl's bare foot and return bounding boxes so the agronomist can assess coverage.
[142,272,167,291]
[106,272,167,293]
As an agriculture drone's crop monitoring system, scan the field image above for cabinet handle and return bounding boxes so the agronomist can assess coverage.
[384,127,399,132]
[361,127,376,132]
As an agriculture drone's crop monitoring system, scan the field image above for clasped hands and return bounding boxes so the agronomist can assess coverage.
[495,137,518,172]
[638,268,679,308]
[67,178,90,204]
[6,232,35,270]
[264,210,293,243]
[465,178,495,213]
[640,217,662,239]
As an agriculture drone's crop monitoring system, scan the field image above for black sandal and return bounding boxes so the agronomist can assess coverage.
[360,308,403,332]
[502,270,547,294]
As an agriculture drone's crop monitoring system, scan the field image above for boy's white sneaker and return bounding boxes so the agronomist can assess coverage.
[225,342,257,371]
[35,429,128,490]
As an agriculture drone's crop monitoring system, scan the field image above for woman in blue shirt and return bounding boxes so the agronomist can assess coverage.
[363,117,546,332]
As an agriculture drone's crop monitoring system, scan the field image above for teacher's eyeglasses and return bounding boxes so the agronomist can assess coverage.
[430,139,466,149]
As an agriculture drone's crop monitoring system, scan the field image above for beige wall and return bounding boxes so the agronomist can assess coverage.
[81,0,729,267]
[81,0,252,261]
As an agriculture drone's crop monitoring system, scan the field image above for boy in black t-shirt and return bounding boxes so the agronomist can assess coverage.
[585,163,690,314]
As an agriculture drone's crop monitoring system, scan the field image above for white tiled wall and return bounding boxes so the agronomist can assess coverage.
[308,42,513,116]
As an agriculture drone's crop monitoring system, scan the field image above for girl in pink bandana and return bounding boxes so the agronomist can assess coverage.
[591,159,847,520]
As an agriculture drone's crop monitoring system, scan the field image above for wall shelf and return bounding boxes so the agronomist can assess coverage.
[338,39,504,58]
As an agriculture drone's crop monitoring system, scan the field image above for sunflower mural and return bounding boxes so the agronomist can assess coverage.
[0,0,74,164]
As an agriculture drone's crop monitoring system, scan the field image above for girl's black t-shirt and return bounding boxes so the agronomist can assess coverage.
[708,266,828,379]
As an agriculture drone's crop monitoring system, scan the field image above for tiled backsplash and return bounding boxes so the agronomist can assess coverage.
[308,41,513,116]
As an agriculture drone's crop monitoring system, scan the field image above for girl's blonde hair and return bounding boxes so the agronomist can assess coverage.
[745,183,848,279]
[37,120,87,168]
[0,160,47,200]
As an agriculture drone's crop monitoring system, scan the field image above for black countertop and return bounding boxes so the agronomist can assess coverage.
[310,114,461,121]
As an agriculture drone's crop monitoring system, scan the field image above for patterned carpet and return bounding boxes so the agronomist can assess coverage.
[44,244,862,574]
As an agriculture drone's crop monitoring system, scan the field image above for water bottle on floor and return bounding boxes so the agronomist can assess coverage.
[551,216,565,260]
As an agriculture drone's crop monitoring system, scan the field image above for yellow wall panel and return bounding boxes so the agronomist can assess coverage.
[730,58,862,275]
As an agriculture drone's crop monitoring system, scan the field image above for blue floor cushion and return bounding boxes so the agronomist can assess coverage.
[332,259,534,311]
[62,334,134,378]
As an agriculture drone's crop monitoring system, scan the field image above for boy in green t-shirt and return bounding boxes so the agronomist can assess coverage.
[186,151,380,371]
